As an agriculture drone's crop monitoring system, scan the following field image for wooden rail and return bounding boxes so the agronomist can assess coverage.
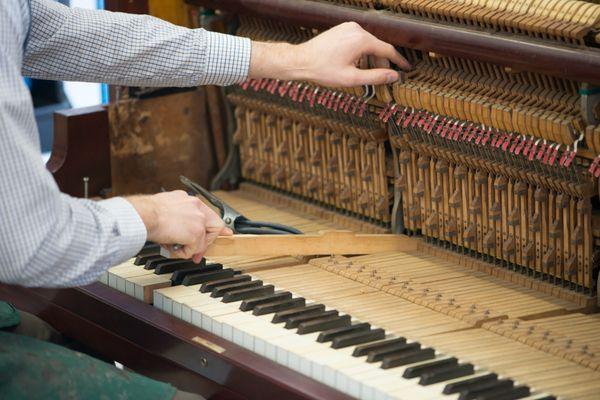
[187,0,600,85]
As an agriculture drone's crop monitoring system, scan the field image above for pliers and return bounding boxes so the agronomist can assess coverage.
[179,176,302,235]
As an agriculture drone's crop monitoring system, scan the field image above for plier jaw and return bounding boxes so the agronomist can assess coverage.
[179,176,301,235]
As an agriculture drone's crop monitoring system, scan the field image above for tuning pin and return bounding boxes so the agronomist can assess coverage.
[417,156,430,170]
[365,141,378,155]
[413,180,425,198]
[502,236,516,257]
[327,155,338,173]
[358,192,370,210]
[542,248,556,271]
[489,202,502,221]
[345,158,356,177]
[324,181,335,197]
[435,160,449,174]
[483,231,496,249]
[347,137,359,150]
[290,172,302,188]
[549,218,563,238]
[493,175,507,191]
[274,168,286,184]
[431,184,443,202]
[514,181,527,196]
[534,187,547,202]
[307,176,320,193]
[258,163,271,179]
[340,186,352,204]
[398,151,412,165]
[463,223,477,243]
[232,129,244,145]
[294,145,305,162]
[277,140,288,157]
[529,212,541,232]
[310,148,322,167]
[314,127,326,141]
[449,189,462,208]
[425,212,438,230]
[522,242,536,264]
[507,208,520,226]
[262,134,274,153]
[409,204,421,222]
[454,165,468,180]
[447,220,457,238]
[469,196,482,215]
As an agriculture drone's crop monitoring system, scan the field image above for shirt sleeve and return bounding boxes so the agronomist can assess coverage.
[22,0,251,87]
[0,37,147,286]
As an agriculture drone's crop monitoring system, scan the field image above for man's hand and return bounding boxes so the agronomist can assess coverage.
[249,22,411,87]
[127,191,232,263]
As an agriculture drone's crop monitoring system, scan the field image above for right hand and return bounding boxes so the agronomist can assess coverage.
[127,190,233,263]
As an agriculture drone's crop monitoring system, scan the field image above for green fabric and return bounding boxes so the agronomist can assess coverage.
[0,301,20,329]
[0,330,176,400]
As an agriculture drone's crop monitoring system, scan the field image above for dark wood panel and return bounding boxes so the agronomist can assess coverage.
[108,88,217,195]
[47,105,111,198]
[188,0,600,85]
[0,283,354,400]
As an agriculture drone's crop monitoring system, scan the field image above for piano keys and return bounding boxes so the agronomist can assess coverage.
[101,188,600,399]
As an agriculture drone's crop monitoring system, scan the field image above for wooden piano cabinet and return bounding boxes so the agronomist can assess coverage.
[0,283,353,400]
[47,105,112,198]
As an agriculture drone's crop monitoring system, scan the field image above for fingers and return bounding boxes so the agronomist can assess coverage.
[345,67,399,86]
[363,34,411,70]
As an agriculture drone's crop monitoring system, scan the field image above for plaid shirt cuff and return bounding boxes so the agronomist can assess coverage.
[97,197,147,263]
[203,30,251,86]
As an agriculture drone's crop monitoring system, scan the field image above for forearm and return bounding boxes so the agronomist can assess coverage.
[23,0,250,87]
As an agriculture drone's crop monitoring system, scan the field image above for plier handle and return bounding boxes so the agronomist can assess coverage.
[179,176,301,235]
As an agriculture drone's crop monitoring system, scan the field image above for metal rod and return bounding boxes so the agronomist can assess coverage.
[187,0,600,85]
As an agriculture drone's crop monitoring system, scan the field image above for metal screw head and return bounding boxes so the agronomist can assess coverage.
[200,357,208,367]
[224,217,232,224]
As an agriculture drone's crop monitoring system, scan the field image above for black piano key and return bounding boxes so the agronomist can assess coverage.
[138,243,160,255]
[443,373,498,394]
[200,275,251,293]
[254,297,306,316]
[211,280,263,298]
[419,363,474,385]
[222,285,275,303]
[284,310,339,329]
[366,341,421,363]
[479,385,530,400]
[317,322,371,343]
[153,259,199,274]
[352,337,407,357]
[239,291,292,311]
[458,379,514,400]
[403,357,457,379]
[381,348,436,369]
[272,304,325,324]
[170,265,206,285]
[136,254,163,266]
[331,328,385,349]
[182,269,235,286]
[297,315,351,335]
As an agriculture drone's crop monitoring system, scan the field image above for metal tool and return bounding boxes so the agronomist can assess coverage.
[172,176,302,251]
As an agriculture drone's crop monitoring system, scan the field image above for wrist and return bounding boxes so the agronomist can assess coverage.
[249,41,310,82]
[125,195,159,240]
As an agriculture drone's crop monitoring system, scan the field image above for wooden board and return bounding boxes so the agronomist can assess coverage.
[162,231,417,257]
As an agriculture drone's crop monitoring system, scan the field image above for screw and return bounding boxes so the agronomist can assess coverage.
[83,176,89,199]
[200,357,208,367]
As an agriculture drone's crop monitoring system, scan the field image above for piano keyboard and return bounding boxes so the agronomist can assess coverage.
[100,189,600,399]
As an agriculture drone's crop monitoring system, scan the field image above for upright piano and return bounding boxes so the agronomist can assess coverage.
[2,0,600,399]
